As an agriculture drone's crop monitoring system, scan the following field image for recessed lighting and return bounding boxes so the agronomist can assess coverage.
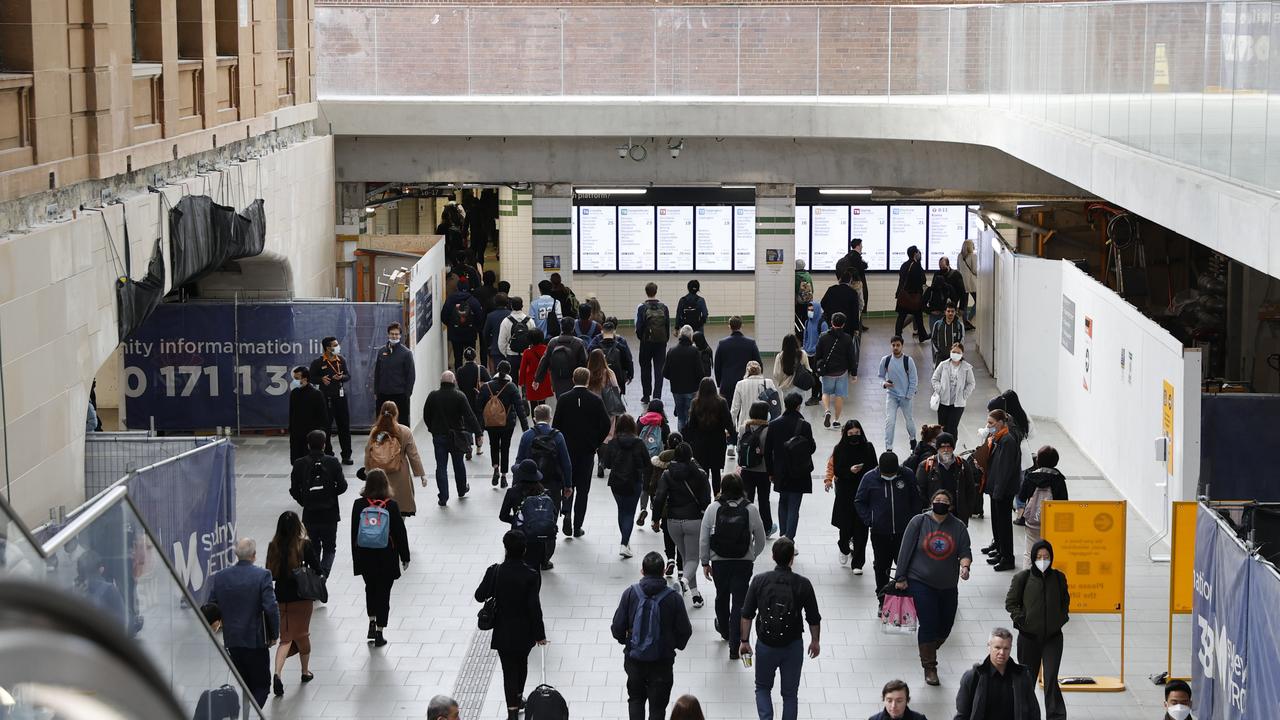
[574,188,647,195]
[721,185,755,190]
[819,188,873,196]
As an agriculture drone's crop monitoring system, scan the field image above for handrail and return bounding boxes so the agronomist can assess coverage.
[40,486,129,555]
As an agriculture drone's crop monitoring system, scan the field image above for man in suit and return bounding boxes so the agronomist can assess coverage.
[206,538,279,708]
[713,315,763,407]
[374,322,416,425]
[554,367,611,538]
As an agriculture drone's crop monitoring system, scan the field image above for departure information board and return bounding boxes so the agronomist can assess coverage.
[926,205,967,270]
[850,205,889,272]
[795,206,810,267]
[577,206,616,271]
[734,206,756,271]
[656,206,694,271]
[617,206,656,271]
[888,205,927,270]
[810,205,849,271]
[695,206,733,270]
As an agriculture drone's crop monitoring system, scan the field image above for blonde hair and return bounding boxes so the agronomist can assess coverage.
[745,361,763,377]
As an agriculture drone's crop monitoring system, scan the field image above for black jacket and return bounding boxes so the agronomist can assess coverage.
[819,283,862,328]
[829,436,877,531]
[1005,540,1070,639]
[855,467,923,536]
[836,250,868,283]
[763,410,816,493]
[350,497,410,580]
[552,386,611,457]
[741,565,822,647]
[654,460,712,521]
[289,451,349,524]
[897,259,927,295]
[442,290,484,339]
[904,441,937,480]
[813,328,860,377]
[475,558,546,653]
[308,354,350,399]
[663,339,704,394]
[373,342,415,395]
[423,383,481,437]
[601,434,652,496]
[918,454,978,524]
[684,397,736,471]
[714,331,763,398]
[272,540,320,603]
[536,334,589,396]
[675,292,709,332]
[1017,467,1069,504]
[610,576,693,662]
[954,657,1041,720]
[455,361,492,408]
[288,385,329,437]
[475,377,529,430]
[867,710,927,720]
[588,335,635,386]
[482,308,511,356]
[985,427,1023,501]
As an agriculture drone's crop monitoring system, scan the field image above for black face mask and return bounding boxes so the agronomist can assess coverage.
[844,432,864,444]
[932,503,951,516]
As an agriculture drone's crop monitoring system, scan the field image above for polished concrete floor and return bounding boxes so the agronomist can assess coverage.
[233,319,1183,720]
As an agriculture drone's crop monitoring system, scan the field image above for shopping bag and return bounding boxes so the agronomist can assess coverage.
[878,588,919,634]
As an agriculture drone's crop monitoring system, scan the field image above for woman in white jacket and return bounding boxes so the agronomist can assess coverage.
[729,361,777,432]
[931,341,976,438]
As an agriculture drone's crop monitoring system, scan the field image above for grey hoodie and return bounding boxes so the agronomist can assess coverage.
[699,498,767,564]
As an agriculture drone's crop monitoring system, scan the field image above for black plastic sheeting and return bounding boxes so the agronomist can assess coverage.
[116,238,166,341]
[1201,393,1280,501]
[168,195,266,287]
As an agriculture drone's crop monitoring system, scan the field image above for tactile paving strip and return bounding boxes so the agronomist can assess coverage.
[452,629,498,716]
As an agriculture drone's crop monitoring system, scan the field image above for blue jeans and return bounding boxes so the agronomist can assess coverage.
[754,637,804,720]
[615,491,640,545]
[432,434,467,501]
[883,394,916,451]
[672,392,694,432]
[908,582,959,645]
[777,492,803,540]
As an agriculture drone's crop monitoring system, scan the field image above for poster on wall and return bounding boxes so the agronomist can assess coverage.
[1061,295,1076,355]
[926,205,968,270]
[694,206,733,270]
[576,206,615,271]
[810,206,849,271]
[414,277,434,343]
[617,206,656,271]
[657,206,694,271]
[1163,380,1175,477]
[888,205,927,269]
[794,206,810,268]
[1082,315,1094,392]
[850,206,888,271]
[734,206,756,270]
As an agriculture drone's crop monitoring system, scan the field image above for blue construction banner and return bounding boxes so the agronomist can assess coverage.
[1245,561,1280,717]
[122,302,402,430]
[1192,505,1253,719]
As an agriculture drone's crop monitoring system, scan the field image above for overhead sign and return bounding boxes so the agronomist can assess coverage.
[1042,500,1127,612]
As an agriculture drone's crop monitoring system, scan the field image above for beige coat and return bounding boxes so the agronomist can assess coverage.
[364,423,425,513]
[771,352,812,392]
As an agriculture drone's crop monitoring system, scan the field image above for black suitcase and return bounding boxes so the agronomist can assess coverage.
[524,644,569,720]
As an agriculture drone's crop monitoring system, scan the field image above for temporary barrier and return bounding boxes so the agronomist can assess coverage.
[1166,500,1197,681]
[84,433,218,499]
[1042,499,1127,691]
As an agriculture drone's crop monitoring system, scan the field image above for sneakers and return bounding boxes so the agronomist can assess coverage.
[679,577,689,594]
[830,423,842,432]
[619,544,633,558]
[839,553,850,567]
[563,518,573,537]
[992,561,1015,572]
[458,485,470,498]
[664,560,675,577]
[692,593,704,609]
[637,509,649,526]
[804,397,821,406]
[852,567,864,576]
[823,411,832,428]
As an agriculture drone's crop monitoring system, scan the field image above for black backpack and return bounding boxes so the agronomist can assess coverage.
[508,315,533,353]
[454,300,473,328]
[757,574,802,646]
[709,500,752,558]
[782,426,815,476]
[303,458,334,512]
[680,296,702,328]
[602,340,624,380]
[736,425,765,468]
[530,429,563,485]
[548,343,576,379]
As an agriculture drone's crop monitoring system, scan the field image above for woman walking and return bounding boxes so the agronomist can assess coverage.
[893,489,972,686]
[771,333,812,393]
[474,531,547,720]
[824,420,877,574]
[364,402,425,516]
[456,346,492,459]
[600,414,652,558]
[736,401,775,536]
[351,469,410,647]
[266,511,318,696]
[518,329,552,411]
[684,377,736,495]
[652,443,711,607]
[729,361,776,431]
[931,341,976,438]
[477,361,529,489]
[958,241,977,329]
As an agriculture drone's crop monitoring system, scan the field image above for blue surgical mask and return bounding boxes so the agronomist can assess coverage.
[289,378,301,390]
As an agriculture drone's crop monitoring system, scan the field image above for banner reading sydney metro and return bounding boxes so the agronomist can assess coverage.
[122,302,402,430]
[1192,505,1251,720]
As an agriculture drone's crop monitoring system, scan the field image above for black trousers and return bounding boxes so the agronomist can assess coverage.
[375,393,410,426]
[498,648,531,710]
[1019,631,1066,720]
[304,521,338,577]
[870,531,904,593]
[524,536,555,570]
[895,310,927,338]
[487,425,516,472]
[937,404,965,439]
[567,450,595,532]
[638,341,667,400]
[837,518,869,569]
[741,470,772,532]
[362,576,395,626]
[624,657,675,720]
[991,496,1015,562]
[323,395,352,460]
[449,332,478,369]
[227,646,270,708]
[712,560,754,646]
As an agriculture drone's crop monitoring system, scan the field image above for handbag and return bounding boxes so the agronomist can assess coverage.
[793,362,816,392]
[879,590,919,634]
[929,392,940,411]
[897,291,923,312]
[292,566,328,603]
[477,564,500,630]
[602,384,626,416]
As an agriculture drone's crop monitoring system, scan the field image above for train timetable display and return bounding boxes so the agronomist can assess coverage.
[617,206,656,271]
[927,205,968,270]
[695,206,733,270]
[577,206,616,271]
[888,205,927,270]
[795,207,811,266]
[657,206,694,271]
[810,205,849,271]
[850,206,889,271]
[734,206,756,270]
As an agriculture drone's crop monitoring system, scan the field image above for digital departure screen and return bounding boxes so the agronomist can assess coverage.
[617,206,656,271]
[694,206,733,271]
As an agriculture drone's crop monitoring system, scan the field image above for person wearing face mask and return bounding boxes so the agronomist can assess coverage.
[917,434,978,525]
[930,342,976,439]
[1005,540,1070,720]
[854,452,923,596]
[980,410,1023,572]
[288,366,329,464]
[893,489,972,686]
[825,420,877,574]
[955,628,1040,720]
[800,299,828,406]
[310,336,353,465]
[1161,680,1193,720]
[867,679,927,720]
[374,322,416,426]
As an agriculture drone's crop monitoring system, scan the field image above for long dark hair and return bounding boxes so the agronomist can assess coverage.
[266,511,306,580]
[690,377,722,427]
[780,334,801,376]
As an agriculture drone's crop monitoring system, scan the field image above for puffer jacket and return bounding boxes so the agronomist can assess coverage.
[653,460,711,521]
[1005,539,1071,639]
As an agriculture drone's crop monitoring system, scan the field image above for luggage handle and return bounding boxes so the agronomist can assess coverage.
[541,640,547,686]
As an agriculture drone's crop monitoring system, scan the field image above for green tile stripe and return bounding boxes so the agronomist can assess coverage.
[532,217,572,224]
[757,228,794,235]
[532,228,571,236]
[756,216,793,224]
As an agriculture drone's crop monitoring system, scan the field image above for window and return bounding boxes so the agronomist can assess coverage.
[276,0,293,51]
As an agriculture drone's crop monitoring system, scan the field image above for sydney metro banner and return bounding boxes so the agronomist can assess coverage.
[1192,504,1280,719]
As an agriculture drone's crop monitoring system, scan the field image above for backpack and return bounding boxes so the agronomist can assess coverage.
[508,315,533,353]
[638,423,663,457]
[530,429,564,485]
[758,382,781,420]
[304,458,334,511]
[626,584,676,662]
[517,493,557,538]
[757,574,801,646]
[680,296,702,328]
[574,319,596,343]
[356,499,392,549]
[193,684,240,720]
[602,340,624,380]
[548,344,576,379]
[795,271,814,304]
[642,302,667,342]
[561,288,580,319]
[602,384,626,416]
[783,429,815,475]
[1023,484,1054,531]
[367,431,403,473]
[709,500,752,558]
[482,381,509,428]
[524,682,569,720]
[736,425,765,468]
[454,300,473,328]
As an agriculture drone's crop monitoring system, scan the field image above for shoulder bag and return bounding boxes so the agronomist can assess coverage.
[293,565,328,603]
[477,563,500,631]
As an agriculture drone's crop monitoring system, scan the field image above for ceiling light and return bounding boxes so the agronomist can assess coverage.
[364,207,376,214]
[721,185,755,190]
[574,188,648,195]
[819,188,874,196]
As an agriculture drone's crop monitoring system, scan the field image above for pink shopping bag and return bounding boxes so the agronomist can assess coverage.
[879,593,919,634]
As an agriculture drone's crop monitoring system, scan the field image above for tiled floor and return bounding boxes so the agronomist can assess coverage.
[233,320,1182,720]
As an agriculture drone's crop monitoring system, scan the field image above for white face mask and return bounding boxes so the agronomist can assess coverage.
[1166,705,1192,720]
[1035,559,1051,573]
[807,310,815,319]
[289,378,301,390]
[950,352,962,362]
[977,426,992,439]
[330,344,341,355]
[388,337,400,345]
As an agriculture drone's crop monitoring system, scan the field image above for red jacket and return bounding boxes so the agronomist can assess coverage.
[520,344,553,402]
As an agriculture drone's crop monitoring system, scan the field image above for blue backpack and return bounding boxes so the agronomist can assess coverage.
[639,423,663,458]
[357,499,391,549]
[627,584,675,662]
[517,493,557,539]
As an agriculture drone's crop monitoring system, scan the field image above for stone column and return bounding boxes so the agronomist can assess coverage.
[497,186,534,304]
[530,183,573,300]
[754,183,796,353]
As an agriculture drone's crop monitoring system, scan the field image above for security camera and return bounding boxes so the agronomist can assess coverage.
[670,146,681,159]
[617,145,629,160]
[668,138,685,159]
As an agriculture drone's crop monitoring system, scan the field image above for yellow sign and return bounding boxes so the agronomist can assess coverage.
[1170,501,1197,613]
[1163,381,1175,476]
[1154,43,1170,90]
[1043,500,1127,613]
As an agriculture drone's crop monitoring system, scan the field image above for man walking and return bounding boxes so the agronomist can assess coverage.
[818,271,862,332]
[983,409,1023,572]
[288,430,348,577]
[877,336,919,452]
[309,336,352,464]
[700,472,767,659]
[955,628,1041,720]
[812,312,859,431]
[482,292,512,371]
[739,537,822,720]
[800,299,827,406]
[675,279,709,333]
[374,322,415,425]
[854,452,922,595]
[714,316,763,407]
[663,325,704,432]
[929,302,965,367]
[422,370,483,506]
[287,366,329,463]
[517,404,574,525]
[635,282,671,404]
[443,279,485,369]
[610,551,693,720]
[535,317,589,400]
[530,280,563,336]
[498,297,535,372]
[554,368,611,537]
[206,538,279,708]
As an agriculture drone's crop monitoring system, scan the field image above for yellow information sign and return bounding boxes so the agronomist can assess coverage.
[1162,381,1175,476]
[1043,500,1127,613]
[1170,501,1197,613]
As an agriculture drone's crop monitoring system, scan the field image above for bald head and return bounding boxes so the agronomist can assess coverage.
[441,371,456,385]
